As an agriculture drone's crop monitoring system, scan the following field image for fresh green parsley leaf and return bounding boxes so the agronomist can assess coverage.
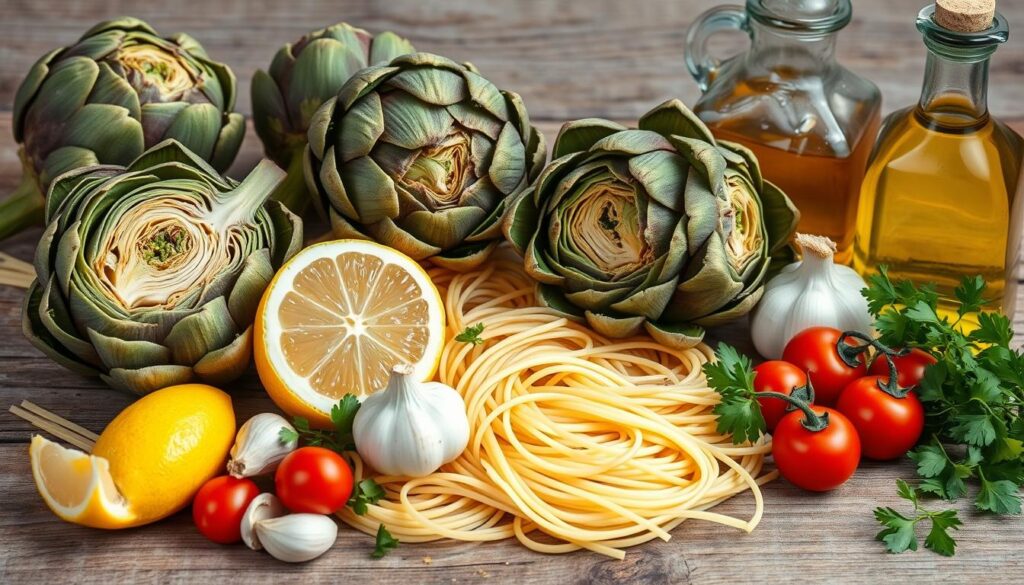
[875,507,918,553]
[924,510,962,557]
[349,478,387,516]
[286,395,362,453]
[975,475,1022,515]
[973,311,1013,346]
[278,425,300,444]
[455,323,486,345]
[950,414,998,448]
[874,481,961,556]
[703,343,766,445]
[954,275,987,316]
[908,443,949,478]
[371,524,399,558]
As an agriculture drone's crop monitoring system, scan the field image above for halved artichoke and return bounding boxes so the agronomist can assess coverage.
[23,141,302,395]
[304,52,546,271]
[504,99,799,348]
[251,22,416,213]
[1,17,245,242]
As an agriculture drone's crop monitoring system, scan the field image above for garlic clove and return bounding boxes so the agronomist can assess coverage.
[227,413,298,478]
[255,513,338,563]
[240,493,287,551]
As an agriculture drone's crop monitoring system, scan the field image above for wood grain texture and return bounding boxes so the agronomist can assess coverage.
[0,0,1022,121]
[0,0,1023,577]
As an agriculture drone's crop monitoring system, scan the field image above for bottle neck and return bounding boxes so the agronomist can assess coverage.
[747,21,838,75]
[915,47,991,132]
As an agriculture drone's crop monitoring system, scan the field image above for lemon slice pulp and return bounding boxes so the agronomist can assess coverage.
[256,240,445,424]
[29,435,134,529]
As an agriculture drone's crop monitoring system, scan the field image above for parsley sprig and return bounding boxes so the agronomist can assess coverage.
[864,268,1023,516]
[875,480,962,556]
[704,342,824,443]
[455,323,485,345]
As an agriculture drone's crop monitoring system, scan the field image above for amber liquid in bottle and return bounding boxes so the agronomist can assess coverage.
[854,98,1023,321]
[710,104,880,264]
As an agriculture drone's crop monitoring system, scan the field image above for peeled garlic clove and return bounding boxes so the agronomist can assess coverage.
[241,493,287,551]
[228,413,298,478]
[256,514,338,563]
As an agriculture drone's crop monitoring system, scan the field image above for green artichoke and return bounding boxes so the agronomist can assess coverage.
[503,99,799,348]
[252,22,415,214]
[304,52,546,271]
[1,17,245,242]
[23,141,302,395]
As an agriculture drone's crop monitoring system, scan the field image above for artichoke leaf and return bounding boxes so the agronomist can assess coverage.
[102,365,194,396]
[288,38,365,127]
[162,103,221,161]
[22,280,103,375]
[462,70,510,122]
[12,48,63,140]
[552,118,628,159]
[378,91,454,150]
[504,187,541,255]
[63,104,144,167]
[338,92,384,162]
[29,57,101,125]
[90,62,142,118]
[211,113,246,172]
[340,156,399,223]
[588,130,675,158]
[403,207,486,250]
[87,327,171,370]
[193,325,253,384]
[585,311,646,339]
[37,277,103,367]
[430,241,497,272]
[759,180,801,254]
[386,67,468,107]
[522,235,565,286]
[39,147,101,193]
[448,102,503,139]
[319,145,360,219]
[364,217,442,260]
[488,123,528,195]
[328,208,373,241]
[163,296,237,366]
[536,284,584,319]
[627,150,689,213]
[643,320,705,349]
[307,96,337,159]
[370,31,417,64]
[609,276,680,320]
[638,99,717,145]
[565,288,631,312]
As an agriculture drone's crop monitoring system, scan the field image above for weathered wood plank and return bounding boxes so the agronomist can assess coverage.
[0,0,1022,121]
[0,442,1021,584]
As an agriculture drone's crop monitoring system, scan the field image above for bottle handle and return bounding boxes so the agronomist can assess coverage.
[685,5,750,92]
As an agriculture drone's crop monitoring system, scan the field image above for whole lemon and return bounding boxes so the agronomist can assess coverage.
[91,384,236,526]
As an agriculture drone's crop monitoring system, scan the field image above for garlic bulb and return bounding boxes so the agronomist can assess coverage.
[241,493,287,551]
[750,234,873,359]
[228,413,298,478]
[255,514,338,563]
[353,364,470,477]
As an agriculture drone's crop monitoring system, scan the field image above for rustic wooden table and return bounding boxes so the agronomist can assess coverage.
[1,1,1023,583]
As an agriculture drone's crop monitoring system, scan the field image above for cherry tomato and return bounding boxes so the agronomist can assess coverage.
[753,361,810,432]
[782,327,867,407]
[275,446,353,514]
[772,406,861,492]
[869,348,937,389]
[192,475,259,544]
[836,376,925,460]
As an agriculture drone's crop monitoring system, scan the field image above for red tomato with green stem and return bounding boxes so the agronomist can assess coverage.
[275,446,353,514]
[771,404,861,491]
[192,475,259,544]
[868,348,937,388]
[837,356,925,460]
[753,361,812,432]
[782,327,867,406]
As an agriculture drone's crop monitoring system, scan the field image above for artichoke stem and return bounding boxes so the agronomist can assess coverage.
[210,159,286,230]
[268,152,311,216]
[0,175,45,242]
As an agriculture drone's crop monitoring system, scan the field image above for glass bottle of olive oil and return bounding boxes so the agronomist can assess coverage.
[854,5,1023,322]
[686,0,882,263]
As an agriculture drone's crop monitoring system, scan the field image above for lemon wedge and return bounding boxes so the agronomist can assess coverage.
[30,435,135,529]
[255,240,445,426]
[29,384,235,529]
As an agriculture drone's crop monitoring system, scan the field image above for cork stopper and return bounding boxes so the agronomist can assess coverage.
[934,0,995,33]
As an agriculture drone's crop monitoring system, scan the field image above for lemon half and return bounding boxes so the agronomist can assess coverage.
[255,240,445,427]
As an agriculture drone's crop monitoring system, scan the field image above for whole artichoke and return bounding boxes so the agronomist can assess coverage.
[305,52,546,271]
[23,141,302,395]
[503,100,799,348]
[251,22,415,213]
[1,17,245,241]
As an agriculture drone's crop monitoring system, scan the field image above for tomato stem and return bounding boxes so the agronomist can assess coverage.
[756,390,829,432]
[838,330,912,399]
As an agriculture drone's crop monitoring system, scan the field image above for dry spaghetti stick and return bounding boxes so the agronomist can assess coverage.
[21,400,100,442]
[9,405,95,451]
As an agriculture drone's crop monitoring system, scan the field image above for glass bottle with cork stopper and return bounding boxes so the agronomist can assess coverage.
[685,0,882,263]
[853,1,1023,322]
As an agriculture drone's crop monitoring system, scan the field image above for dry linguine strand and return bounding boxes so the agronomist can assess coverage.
[337,256,774,559]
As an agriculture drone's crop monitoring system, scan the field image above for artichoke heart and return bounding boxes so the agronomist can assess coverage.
[1,17,245,243]
[504,100,800,348]
[305,52,546,271]
[23,140,303,395]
